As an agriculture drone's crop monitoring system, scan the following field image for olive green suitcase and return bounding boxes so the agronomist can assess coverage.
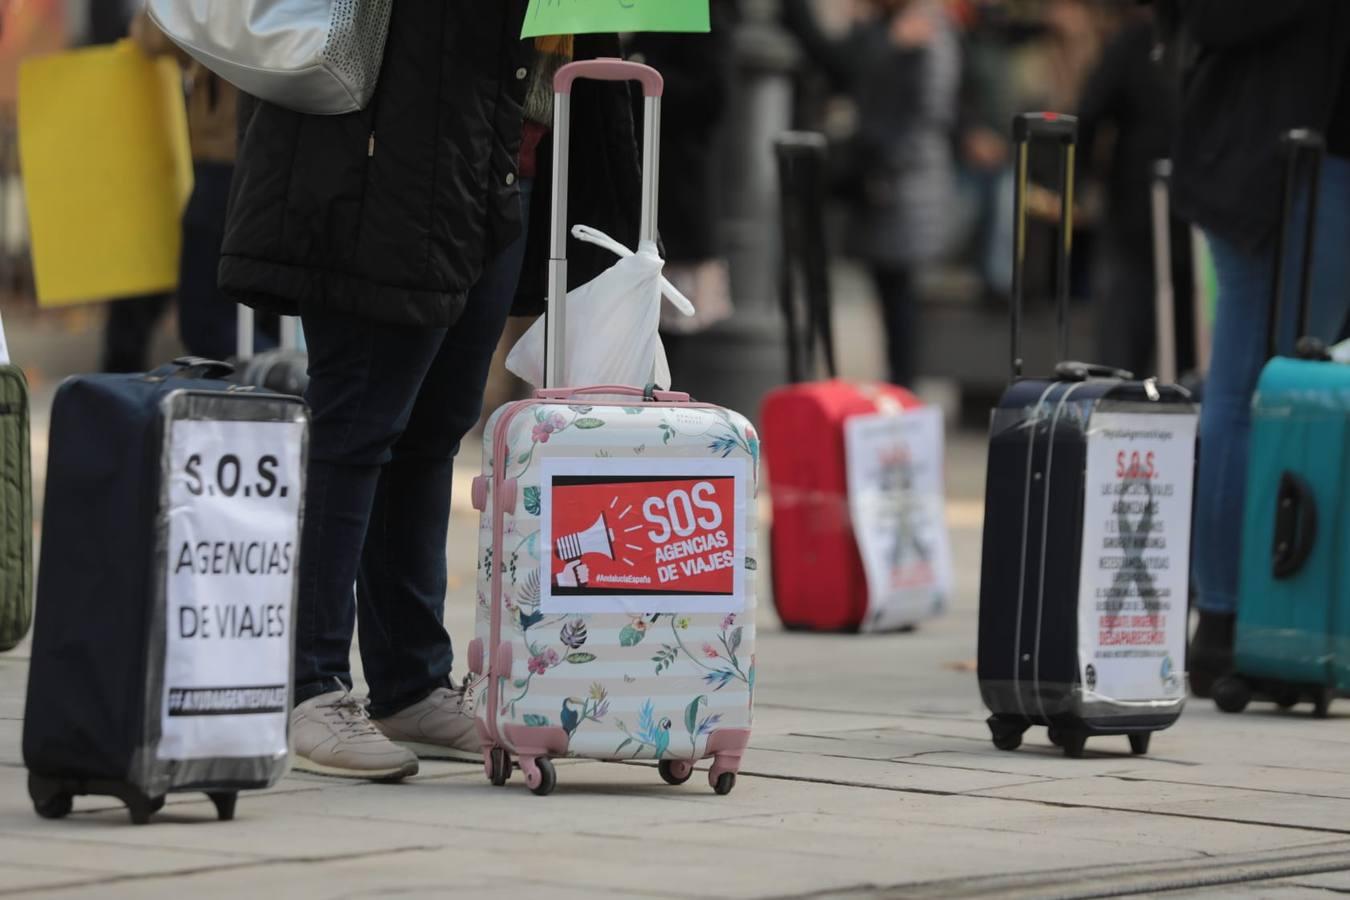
[0,317,32,651]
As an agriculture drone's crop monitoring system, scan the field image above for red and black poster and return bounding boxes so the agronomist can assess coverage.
[539,458,748,614]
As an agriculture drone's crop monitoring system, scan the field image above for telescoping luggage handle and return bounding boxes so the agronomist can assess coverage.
[1150,161,1179,385]
[1152,160,1215,379]
[545,59,664,389]
[775,132,839,384]
[1010,112,1076,381]
[1268,129,1326,361]
[236,307,303,360]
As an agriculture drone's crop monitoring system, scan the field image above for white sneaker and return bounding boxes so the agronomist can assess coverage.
[291,691,419,781]
[372,682,481,763]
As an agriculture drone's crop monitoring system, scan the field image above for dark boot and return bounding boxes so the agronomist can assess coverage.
[1189,610,1235,699]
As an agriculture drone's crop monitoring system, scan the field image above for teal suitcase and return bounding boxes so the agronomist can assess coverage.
[1216,131,1349,716]
[0,347,32,651]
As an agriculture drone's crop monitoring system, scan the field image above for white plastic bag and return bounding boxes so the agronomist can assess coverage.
[506,226,694,390]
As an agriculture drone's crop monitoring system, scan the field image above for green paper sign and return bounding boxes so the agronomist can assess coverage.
[522,0,711,38]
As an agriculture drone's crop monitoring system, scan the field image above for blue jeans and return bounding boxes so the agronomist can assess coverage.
[1193,158,1350,614]
[294,180,532,716]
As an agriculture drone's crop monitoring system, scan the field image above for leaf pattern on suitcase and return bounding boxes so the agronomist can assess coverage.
[476,401,759,761]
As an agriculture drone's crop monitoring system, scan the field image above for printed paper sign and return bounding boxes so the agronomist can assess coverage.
[539,457,747,614]
[1077,412,1198,702]
[159,419,304,761]
[522,0,710,38]
[844,406,951,631]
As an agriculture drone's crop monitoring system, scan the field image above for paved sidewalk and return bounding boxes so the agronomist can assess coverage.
[6,301,1350,897]
[5,410,1350,898]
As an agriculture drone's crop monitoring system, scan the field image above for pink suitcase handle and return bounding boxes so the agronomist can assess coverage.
[554,59,664,98]
[534,385,690,403]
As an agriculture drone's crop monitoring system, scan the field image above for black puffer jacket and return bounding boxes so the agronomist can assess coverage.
[220,1,532,327]
[1172,0,1350,253]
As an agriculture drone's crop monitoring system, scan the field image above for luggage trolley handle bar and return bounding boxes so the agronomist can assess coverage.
[1010,112,1077,381]
[1269,128,1326,361]
[1151,160,1178,385]
[546,59,664,389]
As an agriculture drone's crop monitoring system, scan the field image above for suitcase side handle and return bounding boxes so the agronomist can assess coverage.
[1010,112,1078,380]
[1272,471,1318,580]
[534,384,691,403]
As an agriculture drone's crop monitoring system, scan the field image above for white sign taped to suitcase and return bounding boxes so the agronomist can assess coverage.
[843,406,951,631]
[1077,411,1198,702]
[158,418,304,761]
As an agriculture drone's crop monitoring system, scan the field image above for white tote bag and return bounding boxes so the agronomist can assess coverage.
[147,0,393,115]
[506,226,694,390]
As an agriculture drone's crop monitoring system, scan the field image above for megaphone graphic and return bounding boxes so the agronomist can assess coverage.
[556,514,615,563]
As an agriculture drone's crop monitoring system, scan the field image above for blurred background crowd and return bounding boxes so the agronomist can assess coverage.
[0,0,1194,424]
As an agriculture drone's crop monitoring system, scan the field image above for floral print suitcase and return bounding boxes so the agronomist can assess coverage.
[467,387,759,795]
[467,60,759,796]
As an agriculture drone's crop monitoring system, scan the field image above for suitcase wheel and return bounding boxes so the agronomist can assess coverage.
[987,717,1025,752]
[1213,675,1252,714]
[524,757,556,796]
[712,772,736,796]
[1128,733,1151,756]
[489,747,511,787]
[1274,687,1302,710]
[659,760,694,786]
[1061,731,1088,759]
[126,794,157,826]
[28,775,71,820]
[208,792,237,822]
[1047,727,1065,748]
[1313,687,1334,719]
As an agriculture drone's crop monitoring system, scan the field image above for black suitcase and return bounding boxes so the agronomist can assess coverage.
[977,114,1200,758]
[23,357,308,823]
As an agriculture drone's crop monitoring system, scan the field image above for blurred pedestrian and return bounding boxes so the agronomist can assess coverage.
[786,0,962,388]
[1170,0,1350,693]
[87,0,168,372]
[219,2,643,780]
[1077,3,1194,379]
[955,0,1019,304]
[626,1,737,374]
[129,10,274,361]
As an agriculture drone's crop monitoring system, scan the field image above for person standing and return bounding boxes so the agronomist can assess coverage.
[220,2,643,780]
[786,0,961,389]
[1170,0,1350,693]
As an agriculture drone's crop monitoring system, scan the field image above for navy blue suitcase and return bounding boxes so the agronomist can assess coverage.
[24,357,308,824]
[977,115,1199,758]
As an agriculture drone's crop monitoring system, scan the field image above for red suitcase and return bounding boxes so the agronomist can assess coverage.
[761,134,944,632]
[762,381,926,631]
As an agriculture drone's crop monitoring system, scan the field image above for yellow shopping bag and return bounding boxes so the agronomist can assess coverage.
[19,41,192,306]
